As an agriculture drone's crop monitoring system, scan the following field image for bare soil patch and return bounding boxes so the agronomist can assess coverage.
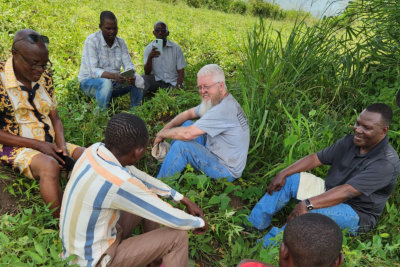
[0,167,21,216]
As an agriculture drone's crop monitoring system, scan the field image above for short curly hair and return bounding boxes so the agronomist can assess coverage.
[283,213,343,267]
[105,113,149,157]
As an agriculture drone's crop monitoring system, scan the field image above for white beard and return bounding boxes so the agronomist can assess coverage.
[198,100,213,117]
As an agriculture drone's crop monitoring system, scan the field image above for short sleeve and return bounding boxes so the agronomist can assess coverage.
[194,104,236,137]
[175,45,186,70]
[194,104,201,117]
[346,159,395,196]
[317,136,348,165]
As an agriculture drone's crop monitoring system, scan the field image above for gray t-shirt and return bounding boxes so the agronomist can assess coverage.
[317,135,400,232]
[143,39,186,86]
[194,94,250,178]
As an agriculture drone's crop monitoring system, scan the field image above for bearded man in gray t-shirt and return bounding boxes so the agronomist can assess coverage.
[154,64,250,181]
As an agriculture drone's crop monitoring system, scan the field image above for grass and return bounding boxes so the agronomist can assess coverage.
[1,0,400,266]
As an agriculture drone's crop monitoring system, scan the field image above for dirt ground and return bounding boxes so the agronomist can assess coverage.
[0,167,21,216]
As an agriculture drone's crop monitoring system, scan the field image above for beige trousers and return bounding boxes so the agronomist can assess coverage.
[99,211,189,267]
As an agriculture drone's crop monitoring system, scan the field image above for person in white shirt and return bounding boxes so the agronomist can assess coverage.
[143,21,186,97]
[78,11,144,110]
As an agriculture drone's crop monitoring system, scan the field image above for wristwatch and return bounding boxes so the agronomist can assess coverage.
[304,199,314,211]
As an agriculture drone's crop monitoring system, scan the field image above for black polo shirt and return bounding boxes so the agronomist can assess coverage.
[317,135,400,232]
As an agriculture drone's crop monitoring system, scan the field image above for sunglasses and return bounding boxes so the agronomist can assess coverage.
[12,34,50,48]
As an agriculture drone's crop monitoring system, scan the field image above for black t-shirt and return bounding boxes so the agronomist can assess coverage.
[317,135,400,232]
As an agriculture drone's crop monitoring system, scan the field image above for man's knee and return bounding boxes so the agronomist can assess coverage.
[165,228,188,246]
[98,79,113,94]
[170,140,188,152]
[31,154,60,180]
[80,78,112,97]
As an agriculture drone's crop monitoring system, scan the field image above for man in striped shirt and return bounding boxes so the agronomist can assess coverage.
[60,113,207,266]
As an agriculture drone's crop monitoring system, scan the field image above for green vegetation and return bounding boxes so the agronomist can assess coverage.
[158,0,311,19]
[1,0,400,266]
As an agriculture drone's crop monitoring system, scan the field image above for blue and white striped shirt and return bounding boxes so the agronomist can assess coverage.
[60,143,204,266]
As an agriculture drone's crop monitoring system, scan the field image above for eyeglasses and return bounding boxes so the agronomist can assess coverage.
[12,34,50,48]
[197,82,220,91]
[16,50,52,70]
[154,28,167,34]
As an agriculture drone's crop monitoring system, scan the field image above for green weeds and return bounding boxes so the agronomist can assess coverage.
[0,0,400,266]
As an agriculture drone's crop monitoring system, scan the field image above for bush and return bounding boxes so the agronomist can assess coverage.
[185,0,201,8]
[185,0,233,12]
[249,0,285,19]
[229,0,247,15]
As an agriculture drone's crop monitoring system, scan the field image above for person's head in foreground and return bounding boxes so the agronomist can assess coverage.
[353,103,392,153]
[238,213,343,267]
[105,112,148,165]
[281,213,343,267]
[197,64,229,116]
[12,29,50,83]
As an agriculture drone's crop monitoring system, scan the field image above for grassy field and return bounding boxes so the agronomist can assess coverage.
[1,0,400,266]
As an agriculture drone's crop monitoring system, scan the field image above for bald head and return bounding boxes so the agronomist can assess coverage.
[154,21,168,31]
[12,29,48,51]
[12,29,50,83]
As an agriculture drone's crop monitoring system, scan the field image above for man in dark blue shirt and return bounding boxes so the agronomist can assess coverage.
[247,103,399,247]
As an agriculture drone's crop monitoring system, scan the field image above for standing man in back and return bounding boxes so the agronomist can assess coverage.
[143,21,186,96]
[78,11,144,110]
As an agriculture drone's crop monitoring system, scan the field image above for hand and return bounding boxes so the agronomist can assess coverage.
[181,197,204,217]
[267,172,287,195]
[58,144,69,157]
[286,201,307,223]
[153,131,165,147]
[127,75,136,85]
[180,197,207,235]
[114,73,127,84]
[35,141,64,164]
[148,47,160,59]
[193,220,208,235]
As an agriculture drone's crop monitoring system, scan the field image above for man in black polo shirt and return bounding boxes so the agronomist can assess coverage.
[247,103,399,248]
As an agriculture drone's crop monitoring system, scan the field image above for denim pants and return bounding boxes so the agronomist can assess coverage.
[248,173,360,248]
[80,78,143,110]
[156,121,234,181]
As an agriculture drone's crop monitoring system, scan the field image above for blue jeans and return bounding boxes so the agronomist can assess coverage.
[248,173,360,248]
[80,78,143,110]
[156,121,234,181]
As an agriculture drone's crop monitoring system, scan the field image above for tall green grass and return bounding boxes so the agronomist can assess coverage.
[237,0,400,265]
